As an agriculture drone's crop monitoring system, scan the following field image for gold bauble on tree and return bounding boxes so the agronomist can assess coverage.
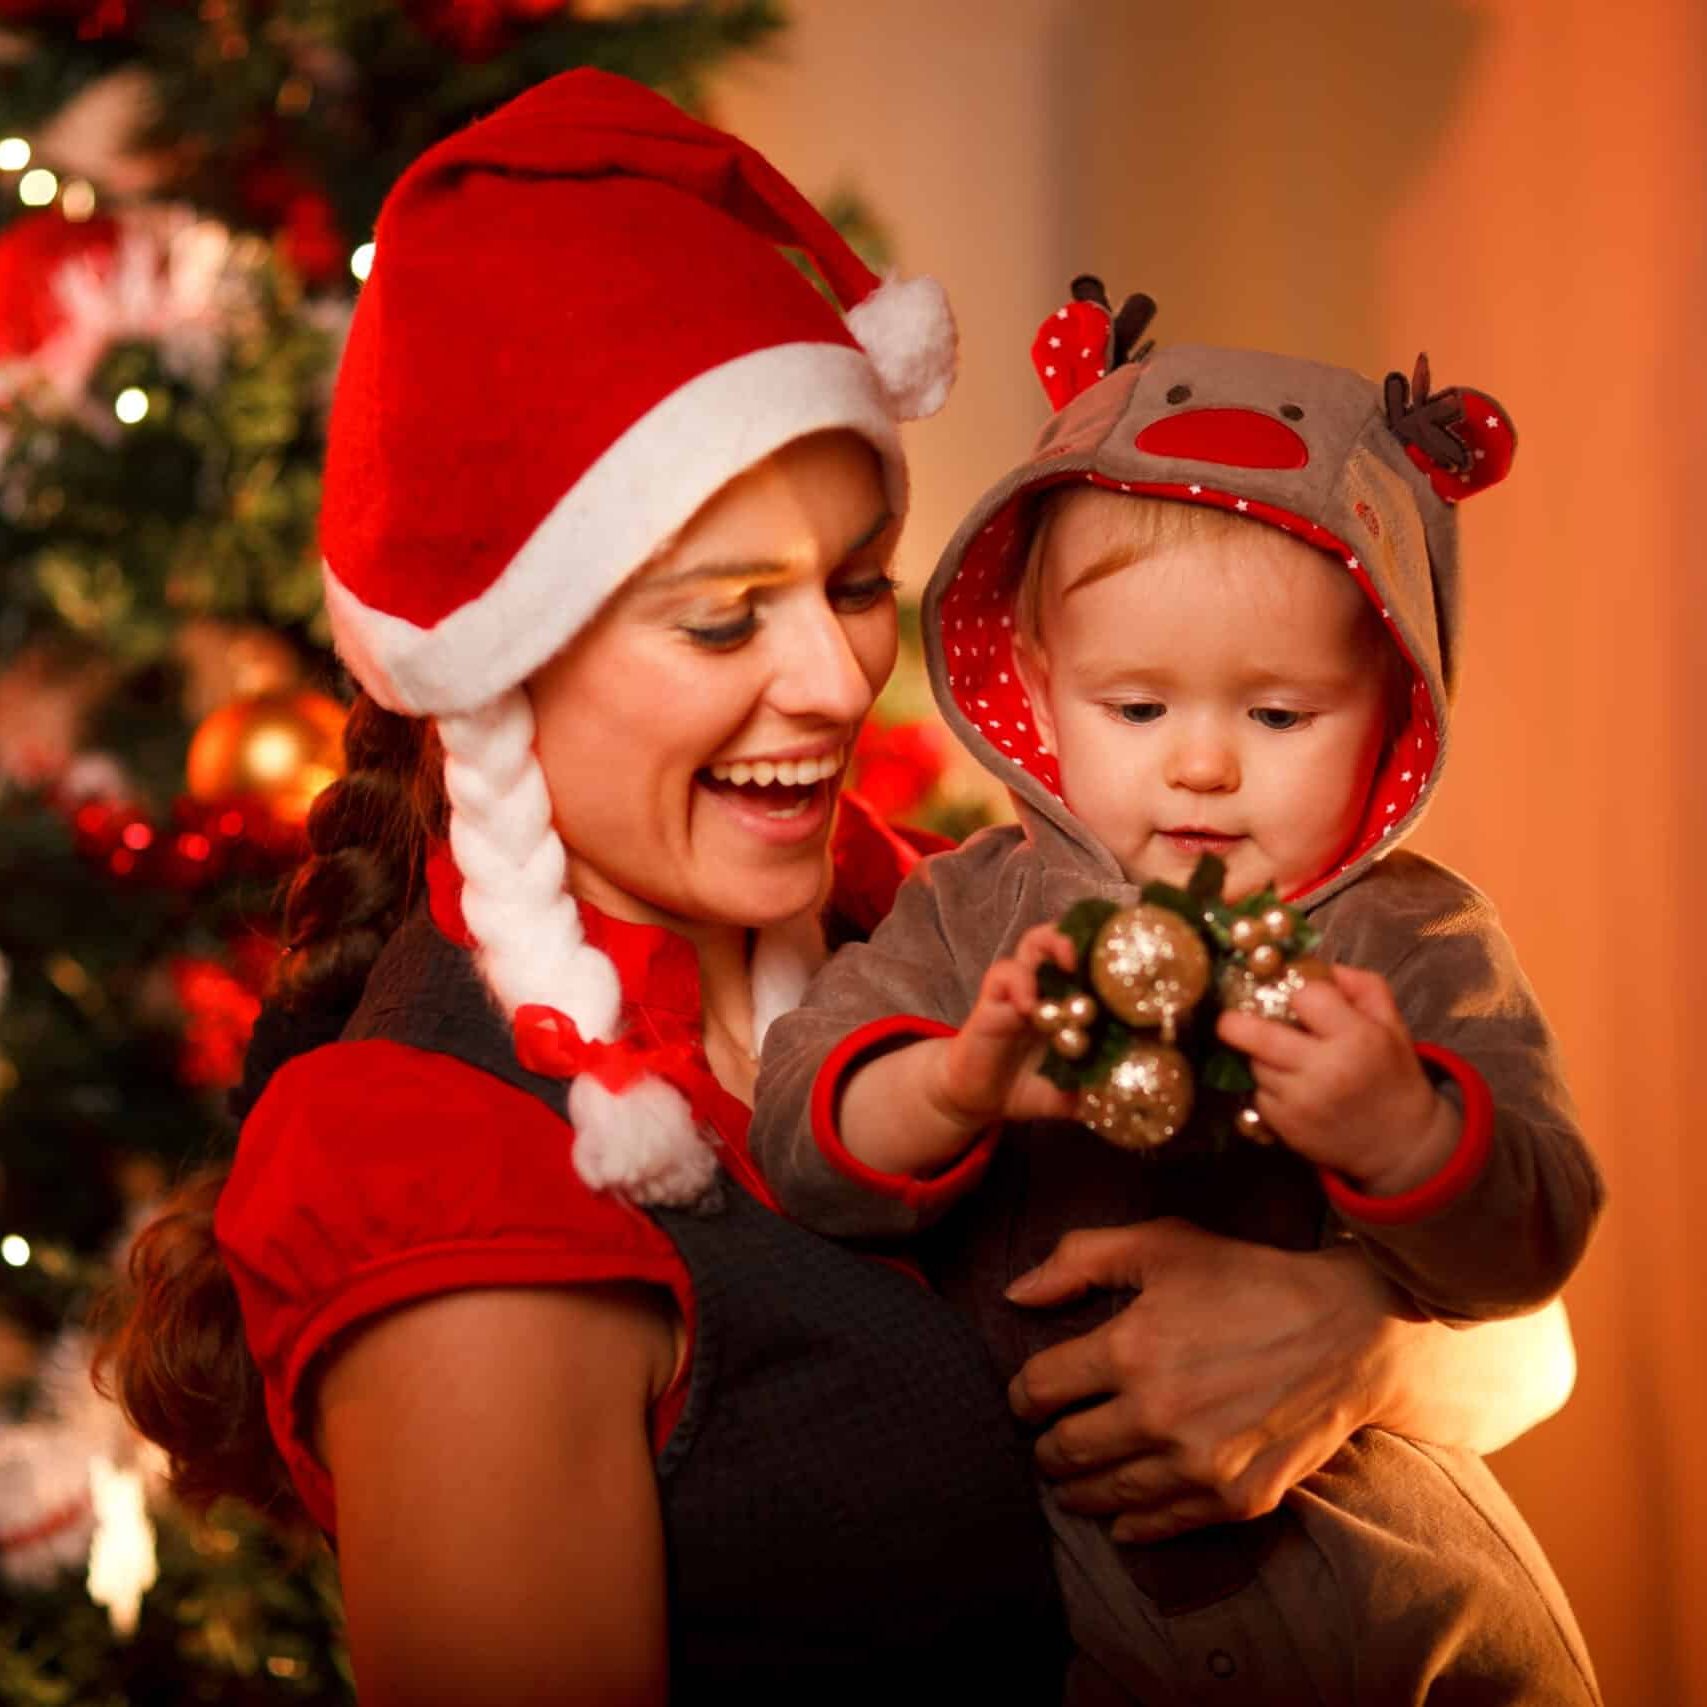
[1077,1039,1194,1150]
[1088,904,1211,1034]
[1218,954,1333,1026]
[186,690,346,824]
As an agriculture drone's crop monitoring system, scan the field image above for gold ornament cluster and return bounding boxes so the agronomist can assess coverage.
[1030,870,1325,1154]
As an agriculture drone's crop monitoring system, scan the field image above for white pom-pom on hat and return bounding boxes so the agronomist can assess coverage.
[847,272,958,421]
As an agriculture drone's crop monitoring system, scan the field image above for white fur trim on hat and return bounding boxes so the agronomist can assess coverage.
[846,274,957,422]
[325,340,905,717]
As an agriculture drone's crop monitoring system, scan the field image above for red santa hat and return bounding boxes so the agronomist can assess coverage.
[320,69,956,1205]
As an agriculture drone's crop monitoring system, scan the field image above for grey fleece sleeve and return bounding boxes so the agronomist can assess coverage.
[1319,862,1605,1322]
[751,849,991,1242]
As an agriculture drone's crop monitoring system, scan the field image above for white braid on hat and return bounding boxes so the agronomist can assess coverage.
[438,693,722,1206]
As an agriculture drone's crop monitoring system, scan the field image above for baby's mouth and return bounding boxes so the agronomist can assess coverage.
[696,750,844,821]
[1159,827,1246,850]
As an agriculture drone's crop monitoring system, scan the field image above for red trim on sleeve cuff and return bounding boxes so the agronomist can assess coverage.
[809,1015,999,1211]
[1319,1042,1495,1225]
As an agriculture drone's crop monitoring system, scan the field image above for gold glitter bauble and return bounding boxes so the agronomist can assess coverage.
[1248,942,1284,978]
[1230,915,1269,952]
[1218,954,1333,1025]
[1260,905,1293,940]
[1053,1025,1091,1061]
[1088,905,1211,1031]
[1063,991,1098,1028]
[1235,1103,1276,1144]
[185,690,346,824]
[1078,1040,1194,1150]
[1033,999,1066,1035]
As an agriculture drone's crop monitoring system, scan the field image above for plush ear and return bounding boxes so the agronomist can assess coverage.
[1383,352,1516,503]
[1031,275,1114,410]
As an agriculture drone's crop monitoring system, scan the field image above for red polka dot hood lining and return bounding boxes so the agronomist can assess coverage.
[929,471,1442,907]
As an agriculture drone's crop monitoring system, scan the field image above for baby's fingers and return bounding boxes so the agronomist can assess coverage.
[1014,924,1079,978]
[1216,1008,1312,1070]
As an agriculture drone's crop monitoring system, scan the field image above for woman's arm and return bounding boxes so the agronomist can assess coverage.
[318,1282,678,1707]
[1004,1220,1575,1541]
[1369,1291,1576,1454]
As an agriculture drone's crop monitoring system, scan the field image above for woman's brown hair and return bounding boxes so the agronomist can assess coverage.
[95,693,448,1523]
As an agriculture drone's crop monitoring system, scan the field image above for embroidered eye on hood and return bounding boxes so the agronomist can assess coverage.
[921,282,1517,911]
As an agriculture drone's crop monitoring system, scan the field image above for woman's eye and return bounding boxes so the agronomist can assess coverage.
[1251,707,1309,730]
[1111,702,1165,725]
[680,609,756,650]
[829,571,901,613]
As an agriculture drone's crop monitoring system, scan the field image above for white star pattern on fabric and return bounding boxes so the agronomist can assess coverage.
[1347,557,1360,570]
[1235,499,1249,512]
[1048,336,1060,348]
[1044,365,1056,378]
[1486,414,1499,428]
[1056,308,1068,319]
[1189,483,1202,495]
[1401,770,1413,781]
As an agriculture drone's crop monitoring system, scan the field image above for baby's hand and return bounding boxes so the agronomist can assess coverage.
[929,925,1082,1131]
[1215,965,1460,1194]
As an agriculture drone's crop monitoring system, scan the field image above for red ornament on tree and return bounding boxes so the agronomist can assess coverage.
[0,209,120,360]
[849,718,949,820]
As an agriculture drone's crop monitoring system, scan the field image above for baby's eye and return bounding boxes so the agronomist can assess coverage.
[1250,707,1310,731]
[680,607,757,650]
[1110,702,1165,725]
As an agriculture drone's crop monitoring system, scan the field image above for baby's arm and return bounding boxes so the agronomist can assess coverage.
[1223,882,1603,1320]
[754,847,1044,1240]
[837,924,1079,1177]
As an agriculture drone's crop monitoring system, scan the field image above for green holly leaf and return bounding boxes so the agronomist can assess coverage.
[1201,1047,1257,1093]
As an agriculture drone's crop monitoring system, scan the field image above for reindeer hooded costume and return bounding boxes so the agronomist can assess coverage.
[754,286,1604,1705]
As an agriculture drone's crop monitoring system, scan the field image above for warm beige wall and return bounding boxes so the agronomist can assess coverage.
[720,4,1702,1701]
[719,0,1064,592]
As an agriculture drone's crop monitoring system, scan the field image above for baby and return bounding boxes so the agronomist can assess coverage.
[754,285,1605,1704]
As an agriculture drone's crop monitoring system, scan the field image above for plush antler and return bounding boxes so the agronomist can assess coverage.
[1383,353,1471,475]
[1112,291,1157,369]
[1383,351,1517,503]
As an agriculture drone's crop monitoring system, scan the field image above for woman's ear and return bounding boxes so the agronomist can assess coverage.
[1012,631,1057,755]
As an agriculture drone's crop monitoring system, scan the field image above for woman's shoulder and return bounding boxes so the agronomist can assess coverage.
[217,1038,683,1399]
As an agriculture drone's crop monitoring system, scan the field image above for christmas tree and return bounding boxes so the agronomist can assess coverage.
[0,6,820,1701]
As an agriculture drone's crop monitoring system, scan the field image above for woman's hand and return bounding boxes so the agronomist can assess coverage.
[1004,1219,1394,1541]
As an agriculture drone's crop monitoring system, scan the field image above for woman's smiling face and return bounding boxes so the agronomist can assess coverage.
[528,429,900,931]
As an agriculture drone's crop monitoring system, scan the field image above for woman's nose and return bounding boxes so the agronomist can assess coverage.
[768,603,877,725]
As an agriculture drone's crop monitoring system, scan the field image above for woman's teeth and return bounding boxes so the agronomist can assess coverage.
[707,750,843,788]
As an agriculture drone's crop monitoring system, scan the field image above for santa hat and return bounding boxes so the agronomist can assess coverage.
[319,69,956,1206]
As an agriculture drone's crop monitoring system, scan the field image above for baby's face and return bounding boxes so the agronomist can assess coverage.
[1015,490,1392,901]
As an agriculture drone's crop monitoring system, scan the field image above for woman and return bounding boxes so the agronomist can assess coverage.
[103,70,1575,1705]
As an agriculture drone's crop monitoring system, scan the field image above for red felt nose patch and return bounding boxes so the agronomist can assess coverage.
[1134,407,1309,470]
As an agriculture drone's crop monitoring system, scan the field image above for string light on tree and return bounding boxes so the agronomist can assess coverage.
[61,179,97,222]
[114,387,149,425]
[1,1235,30,1268]
[0,137,31,172]
[18,168,58,207]
[350,242,375,282]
